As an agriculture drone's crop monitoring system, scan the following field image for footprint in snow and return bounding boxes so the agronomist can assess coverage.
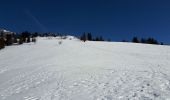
[24,96,39,100]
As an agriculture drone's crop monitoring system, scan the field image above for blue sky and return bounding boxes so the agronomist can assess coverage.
[1,0,170,44]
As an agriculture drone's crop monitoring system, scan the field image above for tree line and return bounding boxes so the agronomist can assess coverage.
[0,31,37,49]
[131,37,163,45]
[0,31,75,50]
[80,33,163,45]
[80,33,106,42]
[0,31,165,50]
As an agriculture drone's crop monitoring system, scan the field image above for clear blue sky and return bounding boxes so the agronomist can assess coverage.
[1,0,170,44]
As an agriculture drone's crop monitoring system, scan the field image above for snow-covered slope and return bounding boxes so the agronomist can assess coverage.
[0,37,170,100]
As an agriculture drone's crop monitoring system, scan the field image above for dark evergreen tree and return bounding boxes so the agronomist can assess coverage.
[21,31,31,42]
[27,37,30,43]
[32,37,36,44]
[13,37,18,44]
[80,33,87,42]
[19,37,23,44]
[5,34,13,46]
[146,38,158,44]
[32,32,38,37]
[132,37,140,43]
[13,34,19,44]
[87,33,92,41]
[0,38,5,49]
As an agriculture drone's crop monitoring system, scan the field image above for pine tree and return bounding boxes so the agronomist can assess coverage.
[0,38,5,49]
[146,38,158,44]
[19,37,23,44]
[32,37,36,44]
[13,37,18,44]
[5,34,13,46]
[27,37,30,43]
[80,33,87,42]
[33,32,38,37]
[87,33,92,41]
[21,31,31,42]
[132,37,140,43]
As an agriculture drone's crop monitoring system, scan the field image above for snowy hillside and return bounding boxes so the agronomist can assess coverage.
[0,37,170,100]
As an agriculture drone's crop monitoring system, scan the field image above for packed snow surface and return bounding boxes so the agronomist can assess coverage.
[0,37,170,100]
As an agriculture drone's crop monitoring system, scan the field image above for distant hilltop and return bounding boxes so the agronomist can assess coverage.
[0,29,15,35]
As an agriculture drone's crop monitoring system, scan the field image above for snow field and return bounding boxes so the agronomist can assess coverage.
[0,37,170,100]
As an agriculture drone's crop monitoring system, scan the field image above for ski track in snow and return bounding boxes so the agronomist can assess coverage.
[0,37,170,100]
[47,69,170,100]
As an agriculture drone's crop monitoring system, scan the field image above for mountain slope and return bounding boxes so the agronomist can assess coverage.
[0,37,170,100]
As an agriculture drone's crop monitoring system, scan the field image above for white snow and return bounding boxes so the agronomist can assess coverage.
[0,37,170,100]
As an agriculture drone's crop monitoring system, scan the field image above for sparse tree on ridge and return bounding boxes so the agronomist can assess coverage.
[87,33,92,41]
[132,37,140,43]
[80,33,87,42]
[33,32,38,37]
[146,37,158,44]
